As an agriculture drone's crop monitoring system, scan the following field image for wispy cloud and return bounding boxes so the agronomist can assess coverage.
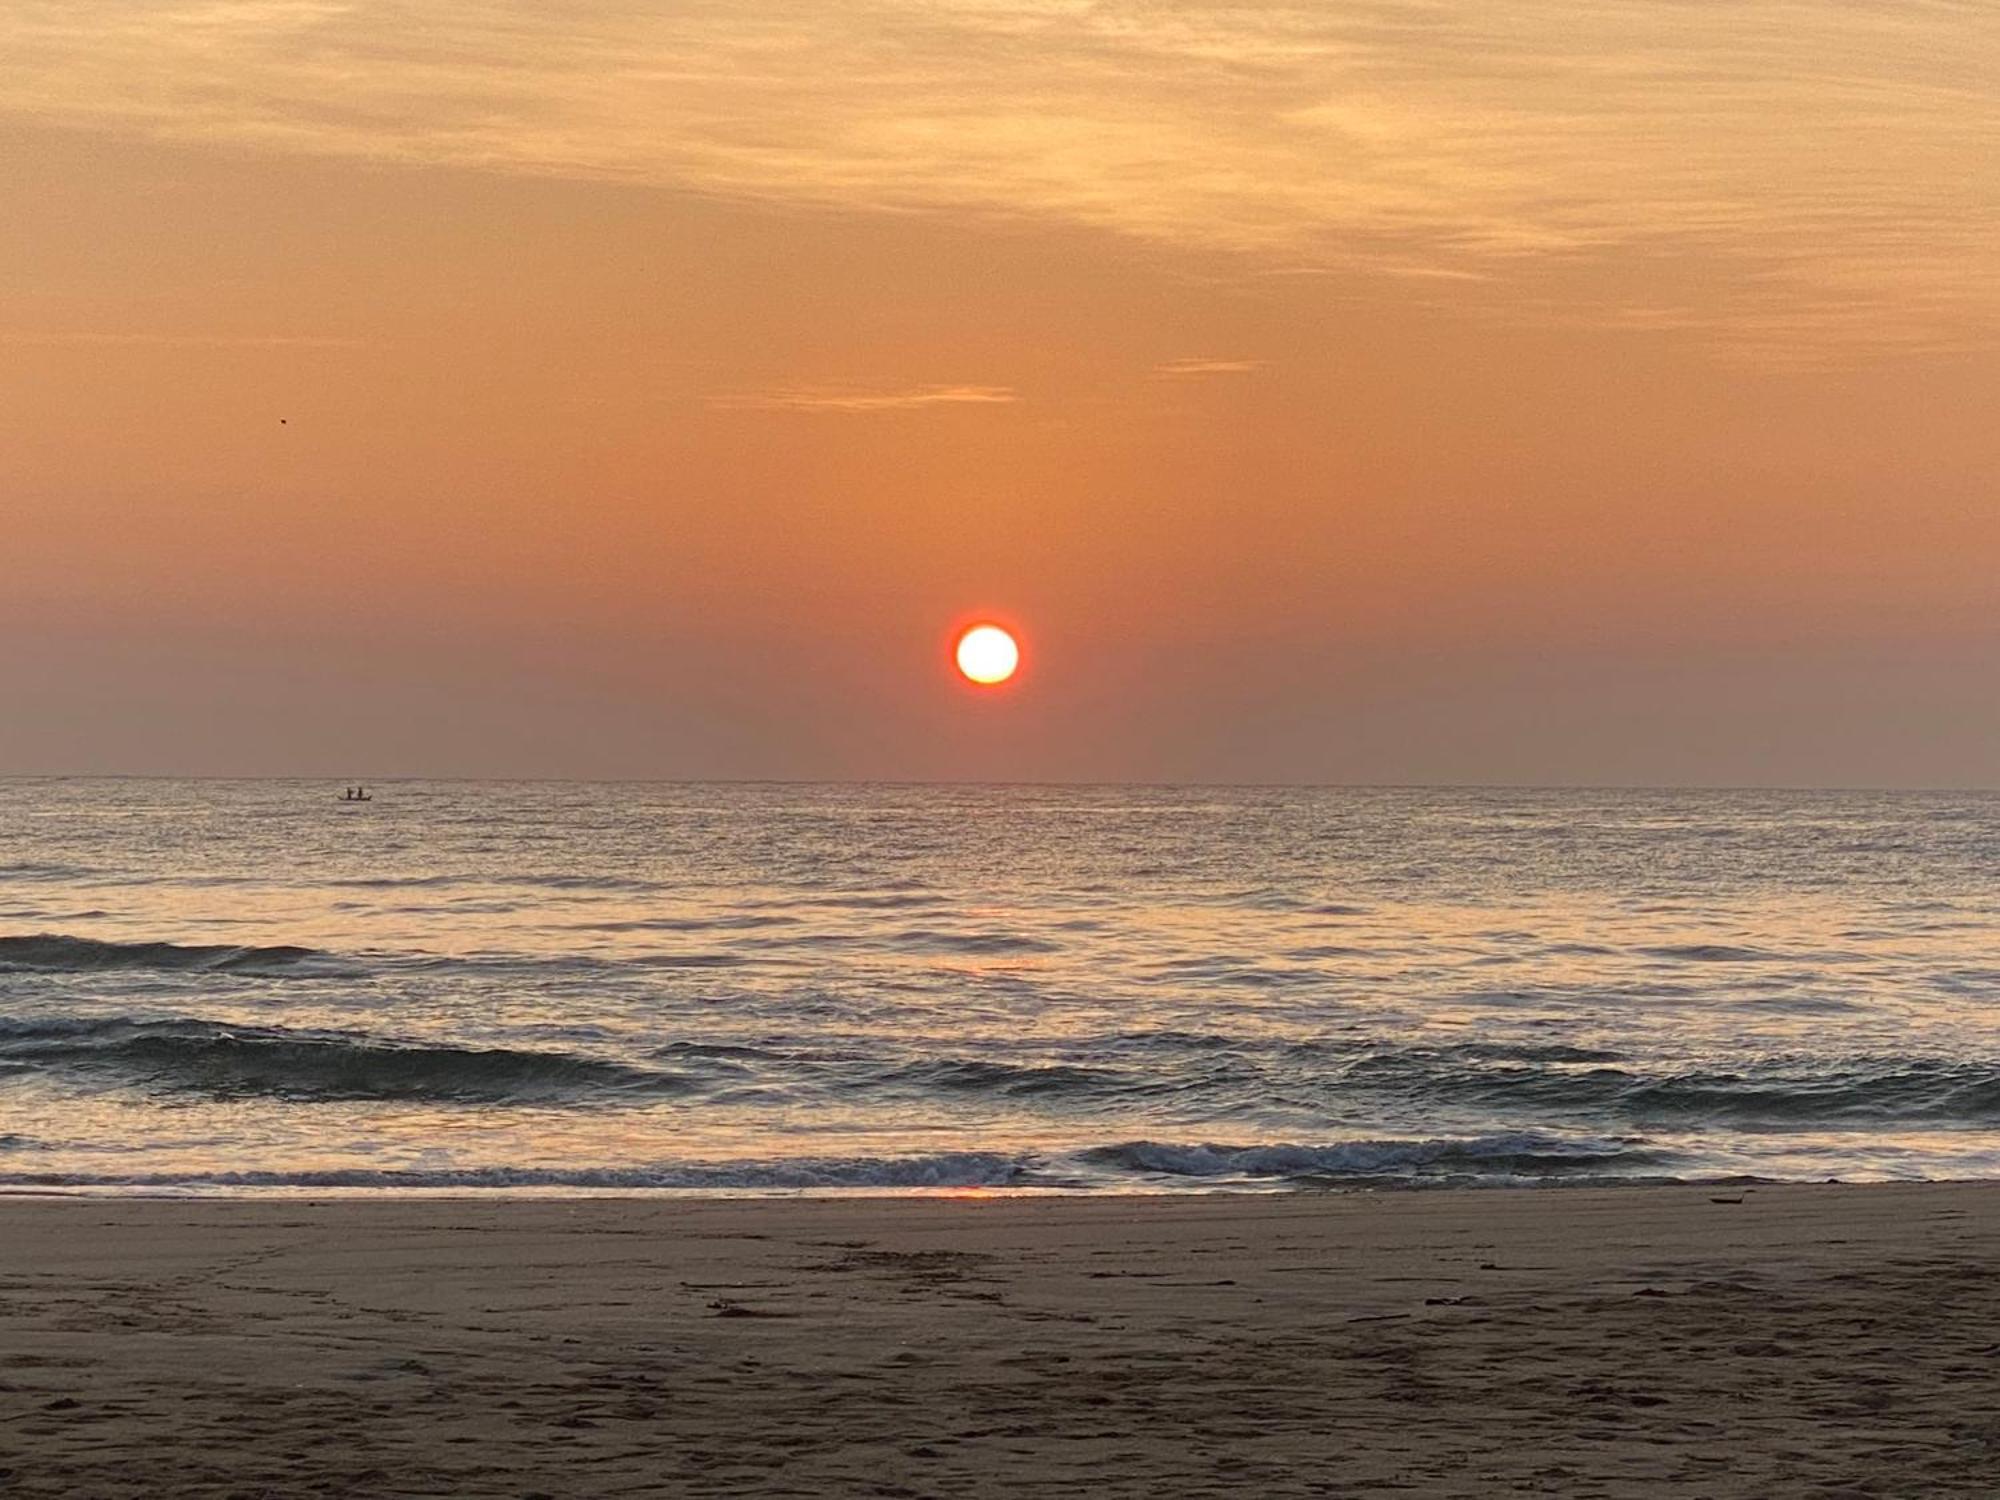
[1152,358,1262,378]
[707,383,1019,414]
[3,2,1993,359]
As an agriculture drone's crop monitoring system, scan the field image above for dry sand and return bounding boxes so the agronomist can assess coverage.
[2,1183,1997,1497]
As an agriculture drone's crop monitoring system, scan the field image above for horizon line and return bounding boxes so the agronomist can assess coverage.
[1,774,1994,796]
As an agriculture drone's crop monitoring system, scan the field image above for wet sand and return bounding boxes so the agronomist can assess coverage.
[2,1183,1997,1496]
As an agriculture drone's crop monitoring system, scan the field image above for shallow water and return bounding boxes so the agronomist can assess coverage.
[2,779,1996,1192]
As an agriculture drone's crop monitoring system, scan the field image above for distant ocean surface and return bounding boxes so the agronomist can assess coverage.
[2,780,1997,1195]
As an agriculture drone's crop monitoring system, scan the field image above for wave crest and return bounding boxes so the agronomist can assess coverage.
[0,1151,1032,1193]
[0,934,332,976]
[1080,1133,1664,1182]
[0,1136,1671,1193]
[880,1057,1124,1099]
[0,1016,698,1104]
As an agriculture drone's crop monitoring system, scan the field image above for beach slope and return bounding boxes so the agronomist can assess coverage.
[2,1184,1996,1496]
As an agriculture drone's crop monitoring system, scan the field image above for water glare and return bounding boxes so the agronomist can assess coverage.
[2,781,1996,1193]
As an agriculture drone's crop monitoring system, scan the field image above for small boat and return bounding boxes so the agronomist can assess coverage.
[340,786,373,803]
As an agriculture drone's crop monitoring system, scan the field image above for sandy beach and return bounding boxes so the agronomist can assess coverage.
[0,1184,1995,1496]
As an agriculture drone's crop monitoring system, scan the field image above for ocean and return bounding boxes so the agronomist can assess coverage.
[1,779,1995,1194]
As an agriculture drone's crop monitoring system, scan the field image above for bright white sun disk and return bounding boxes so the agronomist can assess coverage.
[955,624,1020,685]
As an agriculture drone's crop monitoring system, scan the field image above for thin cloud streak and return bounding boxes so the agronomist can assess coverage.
[4,2,1994,358]
[1152,358,1262,378]
[707,384,1019,413]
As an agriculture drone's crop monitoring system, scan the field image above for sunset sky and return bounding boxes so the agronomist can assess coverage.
[3,1,1995,784]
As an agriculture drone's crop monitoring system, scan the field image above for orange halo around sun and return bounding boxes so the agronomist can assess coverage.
[954,623,1021,686]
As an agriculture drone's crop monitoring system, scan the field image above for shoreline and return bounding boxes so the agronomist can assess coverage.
[0,1174,1964,1201]
[5,1181,1997,1495]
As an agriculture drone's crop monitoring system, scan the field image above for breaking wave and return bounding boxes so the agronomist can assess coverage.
[0,1134,1684,1194]
[846,1037,2000,1128]
[0,1016,698,1103]
[1325,1050,2000,1124]
[1078,1132,1667,1182]
[0,934,333,976]
[0,1151,1035,1193]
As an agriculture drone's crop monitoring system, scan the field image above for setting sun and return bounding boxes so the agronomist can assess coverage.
[955,624,1021,686]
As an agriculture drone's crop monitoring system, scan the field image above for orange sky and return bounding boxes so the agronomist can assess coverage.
[2,2,1996,783]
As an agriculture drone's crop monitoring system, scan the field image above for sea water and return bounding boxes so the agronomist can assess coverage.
[2,780,1996,1193]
